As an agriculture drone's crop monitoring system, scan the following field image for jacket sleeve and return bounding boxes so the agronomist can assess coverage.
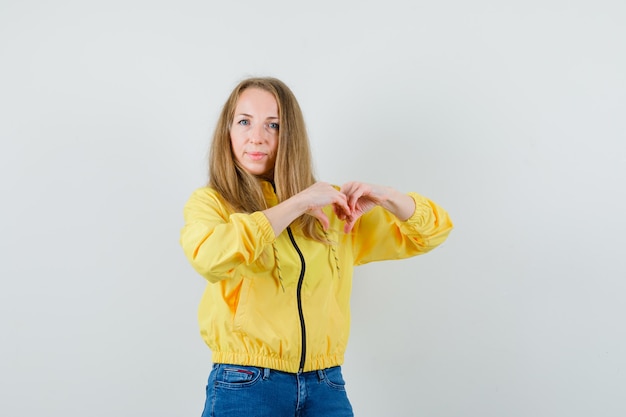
[351,192,453,265]
[180,188,275,283]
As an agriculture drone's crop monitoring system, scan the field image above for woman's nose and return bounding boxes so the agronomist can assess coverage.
[249,123,266,143]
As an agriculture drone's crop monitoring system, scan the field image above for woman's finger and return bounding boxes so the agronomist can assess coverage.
[309,207,330,230]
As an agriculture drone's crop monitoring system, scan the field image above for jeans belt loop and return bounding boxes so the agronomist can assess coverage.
[317,369,325,381]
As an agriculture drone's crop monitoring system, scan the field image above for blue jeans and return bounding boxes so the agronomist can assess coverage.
[201,364,354,417]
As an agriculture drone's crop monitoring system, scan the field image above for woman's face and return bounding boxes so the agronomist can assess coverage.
[230,88,279,180]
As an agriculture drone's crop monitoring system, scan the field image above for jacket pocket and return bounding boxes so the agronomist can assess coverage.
[232,277,251,333]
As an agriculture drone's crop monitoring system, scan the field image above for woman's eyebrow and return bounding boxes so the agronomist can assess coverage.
[234,113,278,119]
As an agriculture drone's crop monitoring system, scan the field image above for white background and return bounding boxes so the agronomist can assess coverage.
[1,1,625,416]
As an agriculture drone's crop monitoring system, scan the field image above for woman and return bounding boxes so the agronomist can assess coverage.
[180,77,453,416]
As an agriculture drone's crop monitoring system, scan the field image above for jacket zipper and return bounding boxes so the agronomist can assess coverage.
[287,226,307,373]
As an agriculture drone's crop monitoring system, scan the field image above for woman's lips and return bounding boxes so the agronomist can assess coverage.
[247,152,266,161]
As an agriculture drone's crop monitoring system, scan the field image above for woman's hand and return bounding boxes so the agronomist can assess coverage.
[338,182,416,233]
[263,181,414,236]
[336,182,386,233]
[264,182,350,236]
[299,182,350,231]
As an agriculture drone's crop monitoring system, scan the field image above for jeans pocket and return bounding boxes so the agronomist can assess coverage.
[322,366,347,391]
[215,364,262,389]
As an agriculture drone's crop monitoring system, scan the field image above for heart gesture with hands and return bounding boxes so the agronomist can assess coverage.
[302,182,387,233]
[300,181,386,233]
[334,182,390,233]
[290,181,414,237]
[301,182,350,232]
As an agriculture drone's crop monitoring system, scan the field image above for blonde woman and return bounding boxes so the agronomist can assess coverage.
[180,77,453,416]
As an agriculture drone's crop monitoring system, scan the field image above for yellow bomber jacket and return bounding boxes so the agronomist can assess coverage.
[180,181,453,373]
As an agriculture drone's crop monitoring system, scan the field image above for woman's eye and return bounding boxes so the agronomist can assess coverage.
[237,119,249,126]
[268,122,279,130]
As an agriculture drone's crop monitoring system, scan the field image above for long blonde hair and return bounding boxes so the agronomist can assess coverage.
[208,77,324,241]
